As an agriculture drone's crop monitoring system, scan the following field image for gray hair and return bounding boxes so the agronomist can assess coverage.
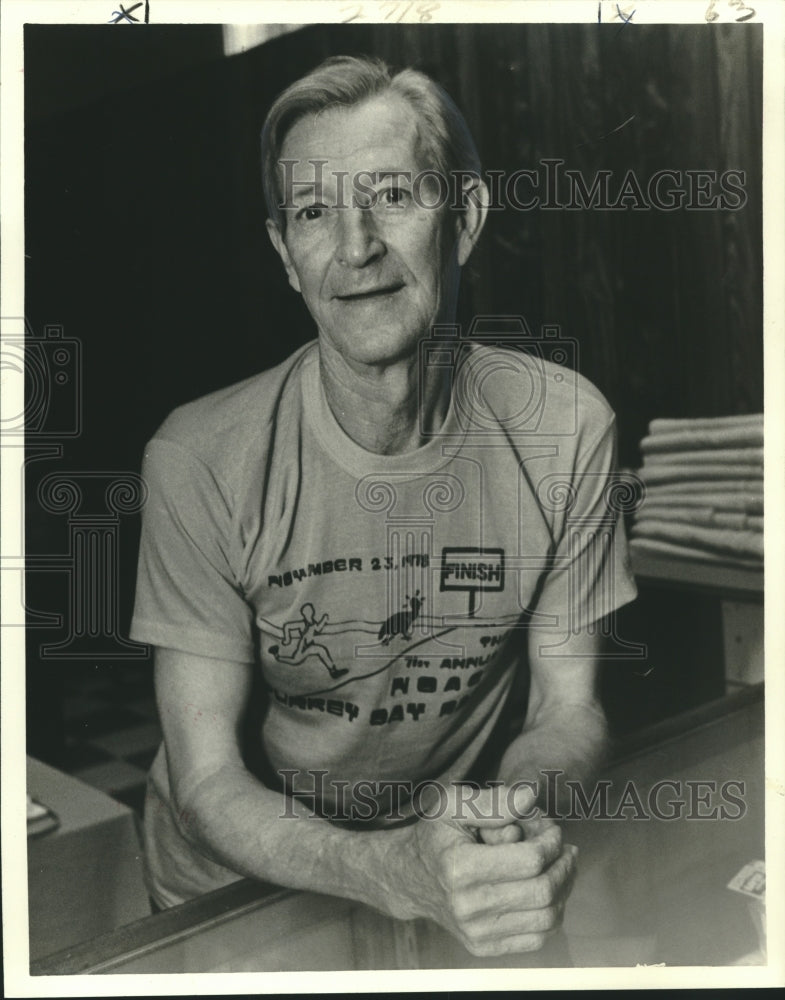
[261,54,482,231]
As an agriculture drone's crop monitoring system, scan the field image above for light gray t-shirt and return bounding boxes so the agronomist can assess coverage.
[131,340,637,906]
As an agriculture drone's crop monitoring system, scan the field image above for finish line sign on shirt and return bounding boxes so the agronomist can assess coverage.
[439,547,506,617]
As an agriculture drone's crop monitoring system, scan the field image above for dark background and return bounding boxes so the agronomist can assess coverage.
[23,22,763,762]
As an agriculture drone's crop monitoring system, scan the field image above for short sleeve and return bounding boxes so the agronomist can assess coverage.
[129,437,255,662]
[533,415,638,631]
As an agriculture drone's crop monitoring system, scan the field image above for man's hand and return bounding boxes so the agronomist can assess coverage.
[386,784,578,957]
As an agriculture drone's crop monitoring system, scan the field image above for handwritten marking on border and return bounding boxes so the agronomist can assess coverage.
[340,1,440,23]
[706,0,756,22]
[109,0,149,23]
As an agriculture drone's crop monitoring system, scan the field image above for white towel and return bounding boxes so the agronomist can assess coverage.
[642,481,763,497]
[630,519,763,560]
[648,414,762,434]
[640,426,763,454]
[638,467,762,487]
[634,506,763,532]
[642,448,763,468]
[634,490,763,515]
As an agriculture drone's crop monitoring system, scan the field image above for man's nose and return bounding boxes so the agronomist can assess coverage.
[334,206,385,268]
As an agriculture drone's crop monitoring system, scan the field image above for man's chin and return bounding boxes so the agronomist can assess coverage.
[322,327,424,369]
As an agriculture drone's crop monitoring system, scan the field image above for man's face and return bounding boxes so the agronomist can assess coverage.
[267,94,466,369]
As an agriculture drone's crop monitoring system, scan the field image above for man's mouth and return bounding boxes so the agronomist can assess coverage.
[335,283,405,302]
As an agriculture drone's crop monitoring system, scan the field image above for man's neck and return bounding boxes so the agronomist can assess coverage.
[318,340,451,456]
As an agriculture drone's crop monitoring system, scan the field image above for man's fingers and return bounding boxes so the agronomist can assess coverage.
[445,846,578,957]
[478,824,523,845]
[561,842,579,895]
[454,843,578,918]
[461,930,553,958]
[411,806,578,958]
[461,897,566,945]
[518,812,560,839]
[445,823,567,887]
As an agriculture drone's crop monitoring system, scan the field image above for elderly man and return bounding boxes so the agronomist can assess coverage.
[130,54,637,959]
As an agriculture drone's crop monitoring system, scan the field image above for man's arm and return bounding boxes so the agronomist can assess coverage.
[493,624,609,817]
[156,646,575,956]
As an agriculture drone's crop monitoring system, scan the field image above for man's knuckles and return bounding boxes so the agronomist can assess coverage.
[512,835,560,877]
[530,869,560,909]
[479,824,523,845]
[440,836,567,888]
[434,841,473,881]
[450,891,477,923]
[461,931,549,957]
[534,823,563,858]
[523,840,548,874]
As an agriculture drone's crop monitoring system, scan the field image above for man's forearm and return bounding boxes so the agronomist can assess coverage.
[175,762,578,958]
[177,762,421,920]
[494,699,610,814]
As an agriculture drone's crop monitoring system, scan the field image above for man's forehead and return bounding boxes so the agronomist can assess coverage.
[278,94,431,177]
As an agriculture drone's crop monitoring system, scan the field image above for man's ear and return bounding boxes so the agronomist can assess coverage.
[266,219,301,293]
[455,177,489,267]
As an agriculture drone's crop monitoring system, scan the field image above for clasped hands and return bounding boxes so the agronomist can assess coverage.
[390,783,577,958]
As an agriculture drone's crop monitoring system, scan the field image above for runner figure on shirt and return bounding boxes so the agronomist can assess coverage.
[268,603,348,679]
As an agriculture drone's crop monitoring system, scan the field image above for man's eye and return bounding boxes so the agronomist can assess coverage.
[296,204,326,221]
[380,187,410,208]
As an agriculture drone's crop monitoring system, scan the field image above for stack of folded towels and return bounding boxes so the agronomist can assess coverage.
[629,414,763,568]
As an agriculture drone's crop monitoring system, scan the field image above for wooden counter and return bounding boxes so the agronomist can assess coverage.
[32,684,765,974]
